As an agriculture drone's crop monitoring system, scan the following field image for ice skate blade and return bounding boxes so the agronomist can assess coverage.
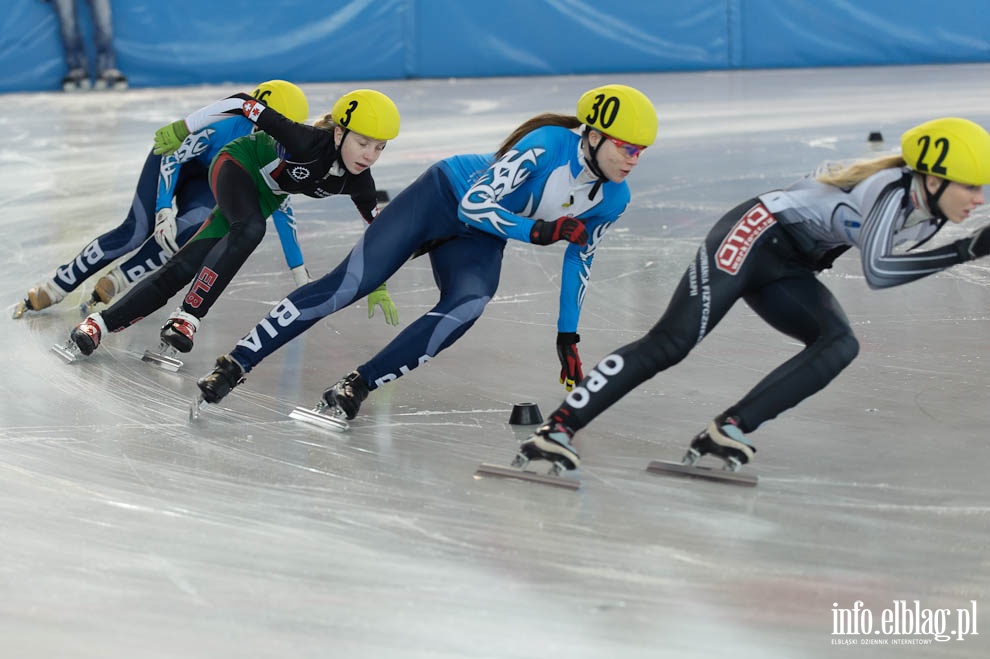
[288,406,349,432]
[646,460,757,487]
[189,397,208,421]
[50,342,82,363]
[141,349,183,372]
[12,301,29,319]
[474,463,580,490]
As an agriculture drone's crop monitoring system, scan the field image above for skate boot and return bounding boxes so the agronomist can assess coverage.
[683,414,756,472]
[288,371,368,431]
[61,68,91,92]
[13,280,69,318]
[52,312,109,362]
[160,310,200,353]
[516,419,581,472]
[94,69,128,91]
[197,355,246,404]
[322,371,369,420]
[81,267,128,315]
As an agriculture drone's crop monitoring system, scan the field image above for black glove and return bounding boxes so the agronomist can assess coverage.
[556,332,583,391]
[960,225,990,260]
[530,216,588,246]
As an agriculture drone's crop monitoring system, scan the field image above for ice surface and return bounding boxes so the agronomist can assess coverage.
[2,65,989,658]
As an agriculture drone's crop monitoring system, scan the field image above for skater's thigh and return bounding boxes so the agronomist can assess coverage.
[430,232,505,301]
[175,172,215,220]
[650,245,749,345]
[211,157,266,227]
[358,166,463,272]
[744,276,851,344]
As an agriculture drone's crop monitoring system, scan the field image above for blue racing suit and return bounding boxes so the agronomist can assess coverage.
[50,117,304,297]
[226,125,632,391]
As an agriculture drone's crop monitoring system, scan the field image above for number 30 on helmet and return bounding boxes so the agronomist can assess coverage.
[251,80,310,124]
[901,117,990,186]
[331,89,401,141]
[577,84,658,148]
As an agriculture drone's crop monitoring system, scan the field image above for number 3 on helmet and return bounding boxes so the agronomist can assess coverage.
[577,84,658,148]
[331,89,401,142]
[901,117,990,186]
[251,80,310,125]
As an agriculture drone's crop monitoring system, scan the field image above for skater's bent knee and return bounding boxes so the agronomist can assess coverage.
[639,329,693,370]
[833,332,859,367]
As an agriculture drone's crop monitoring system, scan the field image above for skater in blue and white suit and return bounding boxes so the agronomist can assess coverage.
[13,80,311,319]
[198,84,659,420]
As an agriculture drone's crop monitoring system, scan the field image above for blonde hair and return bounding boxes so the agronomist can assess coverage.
[313,112,336,130]
[495,113,582,160]
[815,154,906,188]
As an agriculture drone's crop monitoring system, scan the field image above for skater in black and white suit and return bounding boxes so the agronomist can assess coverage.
[520,117,990,472]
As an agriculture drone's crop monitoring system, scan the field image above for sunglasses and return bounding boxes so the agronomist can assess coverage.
[604,135,647,158]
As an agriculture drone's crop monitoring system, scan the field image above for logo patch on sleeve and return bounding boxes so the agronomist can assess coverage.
[242,99,265,121]
[714,203,776,274]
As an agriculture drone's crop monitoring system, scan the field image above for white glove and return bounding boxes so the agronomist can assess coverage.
[291,265,310,287]
[153,207,179,255]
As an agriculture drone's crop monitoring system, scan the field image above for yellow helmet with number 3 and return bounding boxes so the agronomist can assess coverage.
[901,117,990,186]
[577,84,658,147]
[331,89,401,141]
[251,80,309,124]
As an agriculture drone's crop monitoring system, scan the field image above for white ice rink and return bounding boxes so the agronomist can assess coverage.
[2,64,989,658]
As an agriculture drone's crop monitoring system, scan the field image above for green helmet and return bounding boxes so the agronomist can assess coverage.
[331,89,400,141]
[901,117,990,186]
[577,84,658,147]
[251,80,309,124]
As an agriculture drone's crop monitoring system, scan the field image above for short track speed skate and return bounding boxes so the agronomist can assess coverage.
[289,371,368,432]
[141,342,183,372]
[52,314,106,363]
[288,400,350,432]
[646,417,758,487]
[474,453,580,490]
[475,420,580,490]
[50,340,84,363]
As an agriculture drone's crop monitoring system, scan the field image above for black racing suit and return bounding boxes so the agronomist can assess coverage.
[552,167,975,436]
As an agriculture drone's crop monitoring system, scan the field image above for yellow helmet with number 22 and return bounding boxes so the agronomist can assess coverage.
[577,84,658,147]
[901,117,990,186]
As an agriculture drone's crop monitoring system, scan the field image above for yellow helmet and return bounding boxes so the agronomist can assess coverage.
[331,89,400,141]
[251,80,309,124]
[901,117,990,186]
[577,84,658,147]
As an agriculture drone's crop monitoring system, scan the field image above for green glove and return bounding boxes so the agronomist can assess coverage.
[368,282,399,326]
[153,120,190,155]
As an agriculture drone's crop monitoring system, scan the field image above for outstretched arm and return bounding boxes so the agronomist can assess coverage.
[270,199,309,286]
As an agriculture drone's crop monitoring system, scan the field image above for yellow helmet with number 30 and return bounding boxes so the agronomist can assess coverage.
[577,84,658,147]
[901,117,990,186]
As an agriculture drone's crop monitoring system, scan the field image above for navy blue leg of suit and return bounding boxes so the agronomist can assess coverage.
[113,170,214,285]
[358,228,504,389]
[228,164,503,392]
[52,149,163,293]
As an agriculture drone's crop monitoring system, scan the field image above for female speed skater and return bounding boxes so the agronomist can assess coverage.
[518,116,990,473]
[63,87,402,359]
[195,84,660,425]
[14,80,310,319]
